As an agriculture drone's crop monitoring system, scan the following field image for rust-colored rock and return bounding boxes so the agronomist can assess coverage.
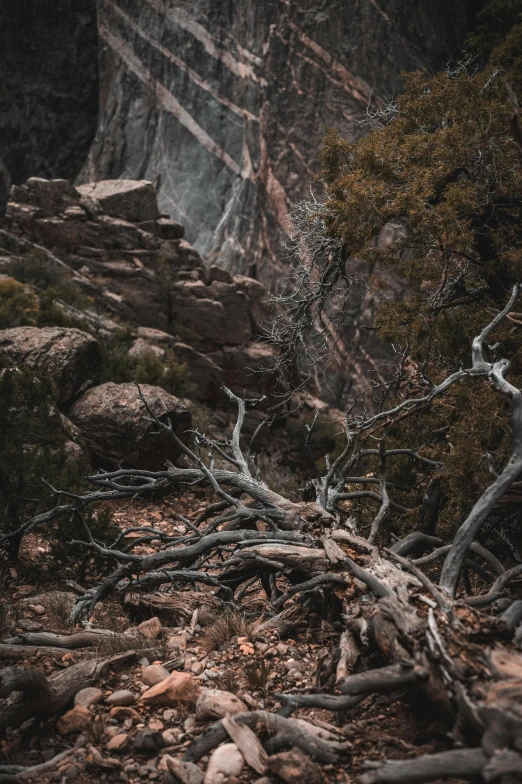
[267,747,322,784]
[57,704,93,735]
[68,382,191,469]
[137,616,163,640]
[140,671,201,707]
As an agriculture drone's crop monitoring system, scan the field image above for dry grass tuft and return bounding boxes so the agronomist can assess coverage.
[94,631,148,657]
[218,669,240,694]
[244,659,272,693]
[200,609,253,653]
[45,594,74,631]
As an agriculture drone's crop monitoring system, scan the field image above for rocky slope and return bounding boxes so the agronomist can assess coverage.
[0,177,285,467]
[80,0,485,286]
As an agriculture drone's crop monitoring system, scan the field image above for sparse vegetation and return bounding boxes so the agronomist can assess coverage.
[200,610,253,653]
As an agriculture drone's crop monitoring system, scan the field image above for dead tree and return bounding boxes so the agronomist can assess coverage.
[2,292,522,782]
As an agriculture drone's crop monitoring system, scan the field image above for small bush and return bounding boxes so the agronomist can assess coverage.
[135,350,196,398]
[0,278,39,328]
[0,365,114,563]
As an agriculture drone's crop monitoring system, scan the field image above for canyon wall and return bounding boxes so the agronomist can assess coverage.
[80,0,484,286]
[0,0,99,210]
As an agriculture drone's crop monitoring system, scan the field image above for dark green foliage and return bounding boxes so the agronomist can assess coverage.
[0,364,114,564]
[314,1,522,539]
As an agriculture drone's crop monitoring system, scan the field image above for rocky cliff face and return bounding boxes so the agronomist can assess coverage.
[0,0,99,211]
[81,0,485,287]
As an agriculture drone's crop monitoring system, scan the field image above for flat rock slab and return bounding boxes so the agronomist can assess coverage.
[77,180,159,222]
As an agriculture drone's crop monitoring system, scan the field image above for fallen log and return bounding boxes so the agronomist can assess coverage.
[358,748,488,784]
[0,644,72,659]
[0,650,138,730]
[2,630,117,649]
[123,590,222,626]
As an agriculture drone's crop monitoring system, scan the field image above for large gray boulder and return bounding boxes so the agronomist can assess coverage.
[0,326,101,403]
[68,382,191,469]
[76,180,159,223]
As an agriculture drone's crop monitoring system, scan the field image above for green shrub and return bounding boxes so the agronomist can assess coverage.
[0,364,114,564]
[0,278,39,328]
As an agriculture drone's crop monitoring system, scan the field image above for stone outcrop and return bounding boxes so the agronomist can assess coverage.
[68,382,191,470]
[0,326,101,404]
[80,0,484,287]
[76,179,161,223]
[2,177,275,405]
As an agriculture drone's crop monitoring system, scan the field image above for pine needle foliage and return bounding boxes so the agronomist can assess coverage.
[314,1,522,538]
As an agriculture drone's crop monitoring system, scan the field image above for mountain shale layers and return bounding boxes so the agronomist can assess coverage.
[81,0,484,286]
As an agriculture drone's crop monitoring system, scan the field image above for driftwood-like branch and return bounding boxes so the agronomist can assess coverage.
[2,630,118,649]
[441,286,522,595]
[337,662,422,696]
[0,749,79,783]
[358,748,487,784]
[183,710,349,764]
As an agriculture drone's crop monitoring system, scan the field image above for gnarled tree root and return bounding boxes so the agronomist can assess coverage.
[183,710,350,764]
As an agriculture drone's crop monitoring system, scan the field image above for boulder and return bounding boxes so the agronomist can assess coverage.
[204,743,244,784]
[208,265,233,284]
[195,690,247,721]
[68,382,191,469]
[76,180,160,222]
[133,729,165,753]
[128,338,165,360]
[267,747,322,784]
[105,733,129,753]
[142,664,170,686]
[160,756,204,784]
[207,281,252,344]
[57,705,93,735]
[110,706,142,724]
[140,672,201,707]
[105,690,136,707]
[137,616,163,639]
[136,326,177,347]
[233,275,271,335]
[18,177,80,215]
[74,687,104,708]
[0,326,101,404]
[157,217,184,240]
[221,342,276,397]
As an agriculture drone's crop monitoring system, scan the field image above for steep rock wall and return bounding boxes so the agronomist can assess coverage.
[81,0,484,286]
[0,0,99,211]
